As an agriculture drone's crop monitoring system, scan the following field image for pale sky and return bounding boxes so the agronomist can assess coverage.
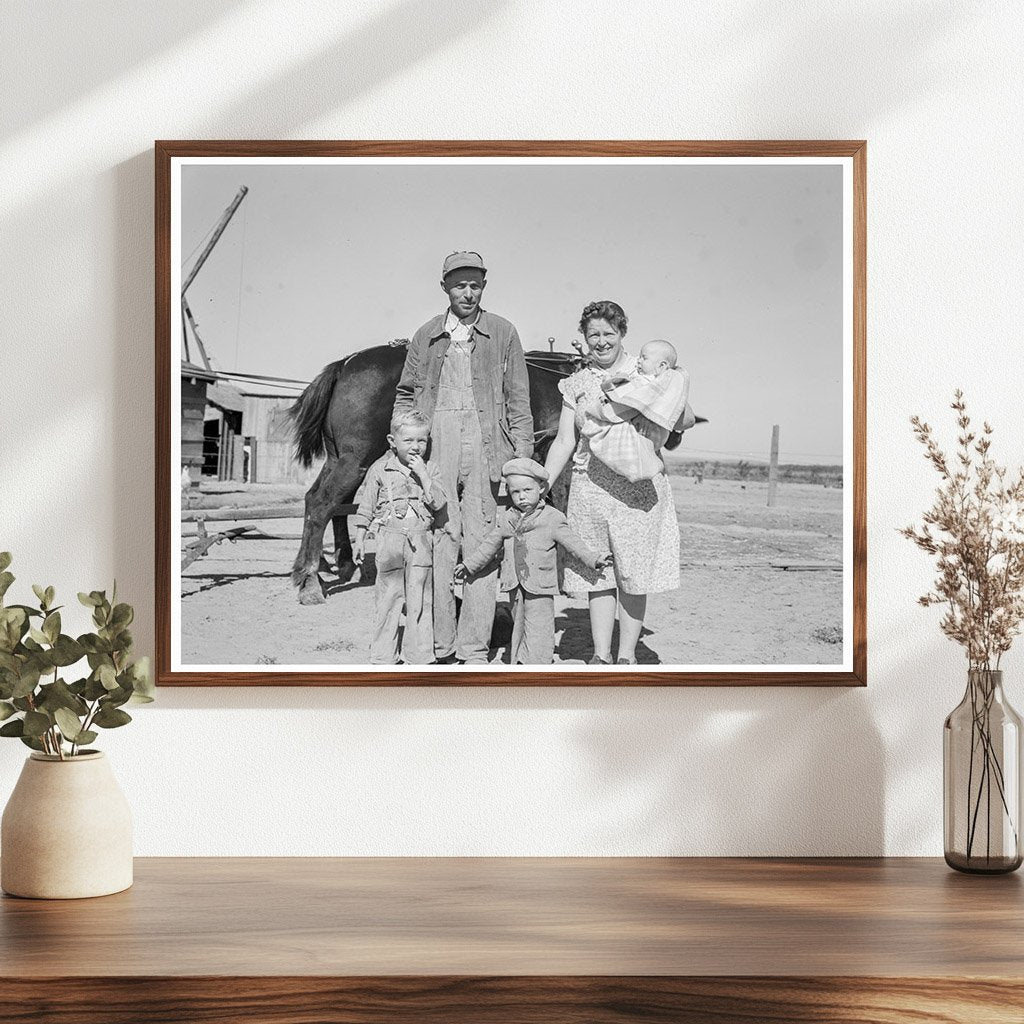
[180,159,845,465]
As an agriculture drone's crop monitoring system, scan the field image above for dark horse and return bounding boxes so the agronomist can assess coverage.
[288,344,699,605]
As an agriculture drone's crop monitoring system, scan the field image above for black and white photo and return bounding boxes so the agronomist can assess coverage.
[157,142,865,684]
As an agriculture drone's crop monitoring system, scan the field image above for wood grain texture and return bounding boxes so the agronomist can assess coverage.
[155,140,867,687]
[0,977,1021,1024]
[2,858,1021,1023]
[3,857,1021,976]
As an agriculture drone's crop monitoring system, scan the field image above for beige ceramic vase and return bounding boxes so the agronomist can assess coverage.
[1,751,133,899]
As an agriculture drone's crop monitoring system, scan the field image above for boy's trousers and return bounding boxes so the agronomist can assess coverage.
[508,586,555,666]
[370,523,434,665]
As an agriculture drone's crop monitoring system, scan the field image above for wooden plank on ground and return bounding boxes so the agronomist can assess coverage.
[181,503,357,522]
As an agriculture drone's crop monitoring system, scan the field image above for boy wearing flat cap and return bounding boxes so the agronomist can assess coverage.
[394,252,534,664]
[455,459,612,665]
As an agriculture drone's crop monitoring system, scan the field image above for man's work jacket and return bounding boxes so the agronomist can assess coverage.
[393,309,534,482]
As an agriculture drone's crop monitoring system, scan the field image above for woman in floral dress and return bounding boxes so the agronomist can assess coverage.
[543,301,681,664]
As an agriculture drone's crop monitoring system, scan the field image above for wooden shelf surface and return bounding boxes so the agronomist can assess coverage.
[2,857,1023,1022]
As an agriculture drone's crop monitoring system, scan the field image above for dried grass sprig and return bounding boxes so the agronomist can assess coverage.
[902,390,1024,670]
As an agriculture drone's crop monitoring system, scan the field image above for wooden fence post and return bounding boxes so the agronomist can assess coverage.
[767,424,780,507]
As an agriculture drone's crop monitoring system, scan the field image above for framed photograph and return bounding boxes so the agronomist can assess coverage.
[156,141,865,686]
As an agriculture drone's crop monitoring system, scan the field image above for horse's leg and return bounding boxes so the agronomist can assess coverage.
[332,514,355,584]
[292,455,365,604]
[292,461,334,605]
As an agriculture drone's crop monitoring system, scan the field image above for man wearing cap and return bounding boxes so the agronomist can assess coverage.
[393,252,534,664]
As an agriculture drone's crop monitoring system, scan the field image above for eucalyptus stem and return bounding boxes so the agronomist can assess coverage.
[53,665,64,761]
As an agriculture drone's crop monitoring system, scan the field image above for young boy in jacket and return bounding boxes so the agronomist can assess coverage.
[353,410,446,665]
[454,459,612,665]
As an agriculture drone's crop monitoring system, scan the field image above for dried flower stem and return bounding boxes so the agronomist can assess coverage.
[903,391,1024,864]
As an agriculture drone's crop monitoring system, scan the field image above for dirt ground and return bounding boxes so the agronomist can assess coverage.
[179,464,845,668]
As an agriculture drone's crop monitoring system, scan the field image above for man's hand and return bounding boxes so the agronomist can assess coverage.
[453,563,468,582]
[595,551,614,569]
[353,536,366,566]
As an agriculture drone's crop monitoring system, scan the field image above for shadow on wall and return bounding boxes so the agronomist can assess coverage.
[0,2,241,139]
[143,680,885,856]
[100,0,508,656]
[730,0,972,133]
[113,151,157,658]
[200,0,507,137]
[570,686,884,855]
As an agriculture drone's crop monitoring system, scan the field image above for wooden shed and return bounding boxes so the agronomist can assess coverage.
[180,361,216,472]
[240,393,322,485]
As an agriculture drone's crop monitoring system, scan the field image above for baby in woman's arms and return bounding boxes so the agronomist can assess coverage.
[582,340,691,482]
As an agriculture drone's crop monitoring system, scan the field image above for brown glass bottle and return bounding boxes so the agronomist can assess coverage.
[944,669,1022,873]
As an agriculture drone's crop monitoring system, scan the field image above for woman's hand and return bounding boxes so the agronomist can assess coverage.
[353,535,366,566]
[595,551,614,570]
[600,374,630,393]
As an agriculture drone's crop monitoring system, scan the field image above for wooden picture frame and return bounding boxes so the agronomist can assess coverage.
[156,140,866,686]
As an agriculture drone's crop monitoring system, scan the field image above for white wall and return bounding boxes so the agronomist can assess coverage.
[1,0,1022,855]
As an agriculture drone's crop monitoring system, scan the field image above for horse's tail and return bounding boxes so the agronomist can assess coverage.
[289,359,349,467]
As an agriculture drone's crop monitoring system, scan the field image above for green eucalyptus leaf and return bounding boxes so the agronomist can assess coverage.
[42,611,60,644]
[0,700,15,721]
[83,675,108,701]
[12,697,33,712]
[75,730,98,746]
[22,710,50,738]
[0,718,25,737]
[11,665,41,699]
[93,705,131,729]
[129,657,154,699]
[54,707,85,741]
[128,692,155,705]
[8,604,42,619]
[112,629,134,654]
[82,636,112,656]
[98,664,117,691]
[44,586,55,608]
[19,734,45,752]
[28,627,48,646]
[78,592,99,607]
[37,679,88,717]
[0,552,11,573]
[0,572,14,601]
[4,607,28,626]
[104,686,131,709]
[110,603,133,630]
[31,584,47,607]
[50,635,85,667]
[0,651,20,673]
[11,604,42,619]
[0,606,28,651]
